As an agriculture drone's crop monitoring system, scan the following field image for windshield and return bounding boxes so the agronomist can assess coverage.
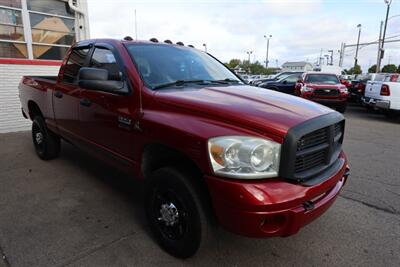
[305,74,340,84]
[126,44,241,89]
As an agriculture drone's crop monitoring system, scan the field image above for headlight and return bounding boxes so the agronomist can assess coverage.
[208,136,281,179]
[301,86,313,93]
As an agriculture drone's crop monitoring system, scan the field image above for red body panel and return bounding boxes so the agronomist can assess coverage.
[18,39,349,238]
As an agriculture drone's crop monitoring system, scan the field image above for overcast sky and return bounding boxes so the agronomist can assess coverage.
[87,0,400,71]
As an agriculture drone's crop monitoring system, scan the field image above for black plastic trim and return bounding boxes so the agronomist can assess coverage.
[279,112,345,182]
[301,158,345,186]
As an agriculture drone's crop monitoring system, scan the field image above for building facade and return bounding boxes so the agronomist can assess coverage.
[281,61,313,72]
[0,0,89,133]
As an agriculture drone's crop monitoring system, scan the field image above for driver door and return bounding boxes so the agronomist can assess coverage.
[78,45,137,160]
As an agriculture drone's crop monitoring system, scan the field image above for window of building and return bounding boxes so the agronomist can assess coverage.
[0,5,27,58]
[0,0,22,8]
[27,0,74,17]
[90,48,121,81]
[62,47,89,83]
[0,42,27,58]
[0,0,79,60]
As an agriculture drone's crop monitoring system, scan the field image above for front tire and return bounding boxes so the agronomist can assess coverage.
[32,116,60,160]
[145,167,213,258]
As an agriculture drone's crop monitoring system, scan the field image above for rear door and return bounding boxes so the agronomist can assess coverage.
[78,44,137,160]
[53,45,90,138]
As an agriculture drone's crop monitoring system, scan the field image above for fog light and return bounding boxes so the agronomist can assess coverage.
[260,215,286,234]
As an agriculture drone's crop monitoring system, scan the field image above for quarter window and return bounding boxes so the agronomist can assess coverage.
[62,48,89,84]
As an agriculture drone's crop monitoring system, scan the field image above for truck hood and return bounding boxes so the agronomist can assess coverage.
[154,85,334,137]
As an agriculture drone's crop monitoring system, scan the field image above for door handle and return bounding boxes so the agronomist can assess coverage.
[80,98,91,107]
[54,91,63,98]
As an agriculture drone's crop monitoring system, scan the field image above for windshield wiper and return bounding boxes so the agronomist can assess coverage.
[218,78,241,83]
[153,80,206,90]
[153,79,237,90]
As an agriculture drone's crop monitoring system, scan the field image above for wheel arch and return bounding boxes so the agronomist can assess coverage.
[28,100,43,120]
[141,142,203,179]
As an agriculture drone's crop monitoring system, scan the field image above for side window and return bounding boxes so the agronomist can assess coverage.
[284,75,299,83]
[90,47,121,81]
[62,48,89,84]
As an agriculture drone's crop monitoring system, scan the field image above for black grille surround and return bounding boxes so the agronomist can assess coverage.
[314,88,340,97]
[279,112,345,186]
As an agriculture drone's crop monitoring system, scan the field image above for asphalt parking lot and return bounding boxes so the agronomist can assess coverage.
[0,105,399,267]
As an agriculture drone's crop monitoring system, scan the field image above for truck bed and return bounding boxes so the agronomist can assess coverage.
[19,75,58,125]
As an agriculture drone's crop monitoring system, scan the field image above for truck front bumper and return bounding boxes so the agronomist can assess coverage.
[205,152,349,238]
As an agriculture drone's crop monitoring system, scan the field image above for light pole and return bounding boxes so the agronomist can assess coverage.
[377,0,392,72]
[354,24,362,68]
[246,51,253,63]
[202,43,207,52]
[264,35,272,68]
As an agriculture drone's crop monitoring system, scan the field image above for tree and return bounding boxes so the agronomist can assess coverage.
[248,61,266,75]
[368,65,377,73]
[347,64,362,75]
[397,65,400,73]
[226,59,241,69]
[381,64,397,73]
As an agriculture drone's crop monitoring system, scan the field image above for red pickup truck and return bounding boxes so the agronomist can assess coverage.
[19,38,350,258]
[295,72,349,113]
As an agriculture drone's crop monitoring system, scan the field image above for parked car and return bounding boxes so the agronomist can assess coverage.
[254,71,303,86]
[363,74,400,118]
[259,73,303,95]
[295,72,349,113]
[348,74,372,103]
[19,38,350,258]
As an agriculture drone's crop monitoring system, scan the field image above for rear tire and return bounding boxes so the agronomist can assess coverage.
[32,116,60,160]
[145,167,213,258]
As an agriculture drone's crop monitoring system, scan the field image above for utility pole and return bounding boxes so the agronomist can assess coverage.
[377,0,392,72]
[328,50,334,65]
[324,55,330,65]
[339,43,345,67]
[376,21,384,73]
[318,48,323,66]
[354,24,362,68]
[264,35,272,68]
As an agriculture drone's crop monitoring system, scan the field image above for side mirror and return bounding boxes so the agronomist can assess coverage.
[78,67,125,93]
